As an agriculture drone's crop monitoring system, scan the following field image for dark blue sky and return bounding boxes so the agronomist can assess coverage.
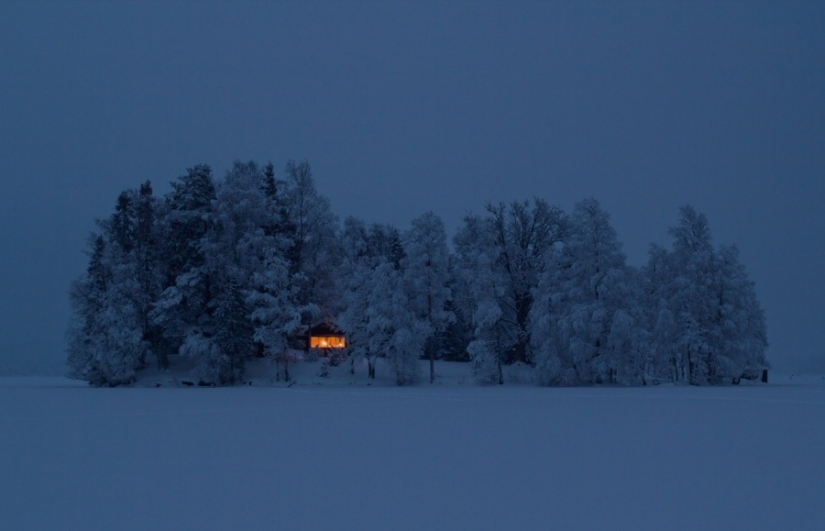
[1,1,823,374]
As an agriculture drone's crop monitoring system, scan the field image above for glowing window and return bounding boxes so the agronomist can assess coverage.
[310,336,346,349]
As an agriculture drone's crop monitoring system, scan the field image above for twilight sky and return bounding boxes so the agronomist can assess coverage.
[1,1,823,375]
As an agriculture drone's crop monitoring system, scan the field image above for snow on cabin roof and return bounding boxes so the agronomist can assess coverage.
[309,322,345,336]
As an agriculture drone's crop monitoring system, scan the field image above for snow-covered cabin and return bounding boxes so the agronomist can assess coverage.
[307,322,347,351]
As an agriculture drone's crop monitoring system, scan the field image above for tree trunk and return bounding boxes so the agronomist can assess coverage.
[497,359,504,385]
[156,350,168,371]
[429,339,435,384]
[688,352,696,385]
[368,359,375,379]
[513,291,532,364]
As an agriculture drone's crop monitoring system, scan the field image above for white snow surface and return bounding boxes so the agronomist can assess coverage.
[1,362,823,530]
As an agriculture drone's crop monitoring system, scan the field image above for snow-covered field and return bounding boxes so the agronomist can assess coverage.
[1,363,823,530]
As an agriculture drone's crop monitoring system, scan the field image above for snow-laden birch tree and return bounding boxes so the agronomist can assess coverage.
[338,218,419,382]
[282,161,340,320]
[365,262,425,385]
[453,214,507,384]
[453,199,566,383]
[643,206,768,384]
[531,198,646,385]
[402,212,454,384]
[708,245,768,381]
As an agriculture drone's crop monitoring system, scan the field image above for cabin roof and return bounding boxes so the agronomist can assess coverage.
[309,322,345,336]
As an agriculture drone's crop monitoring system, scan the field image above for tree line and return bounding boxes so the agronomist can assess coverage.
[67,160,768,387]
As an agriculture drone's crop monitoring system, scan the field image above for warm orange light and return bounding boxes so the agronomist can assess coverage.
[310,336,346,349]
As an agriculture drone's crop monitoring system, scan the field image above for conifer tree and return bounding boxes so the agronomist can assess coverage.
[66,232,147,386]
[150,165,218,379]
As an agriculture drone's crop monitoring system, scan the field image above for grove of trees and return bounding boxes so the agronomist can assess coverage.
[67,160,768,387]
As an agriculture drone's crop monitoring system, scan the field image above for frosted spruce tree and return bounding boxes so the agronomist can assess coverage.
[149,165,220,382]
[130,182,166,370]
[191,161,268,384]
[66,234,148,386]
[66,180,166,386]
[155,161,313,384]
[242,162,310,382]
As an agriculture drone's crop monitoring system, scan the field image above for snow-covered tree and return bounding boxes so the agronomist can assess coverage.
[453,215,509,384]
[149,165,218,380]
[149,161,299,384]
[68,159,347,386]
[247,250,304,381]
[712,245,769,381]
[402,212,454,383]
[193,162,264,383]
[337,264,375,376]
[453,199,566,383]
[282,161,340,319]
[639,243,677,381]
[66,234,148,386]
[667,206,721,384]
[338,218,422,384]
[66,176,170,386]
[643,206,768,385]
[160,164,216,283]
[191,160,307,384]
[336,217,379,377]
[368,262,422,385]
[131,181,166,368]
[66,235,112,384]
[531,198,645,385]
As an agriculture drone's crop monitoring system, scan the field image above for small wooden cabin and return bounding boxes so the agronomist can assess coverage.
[307,322,347,351]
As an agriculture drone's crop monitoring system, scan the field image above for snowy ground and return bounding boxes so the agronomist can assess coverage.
[1,362,823,530]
